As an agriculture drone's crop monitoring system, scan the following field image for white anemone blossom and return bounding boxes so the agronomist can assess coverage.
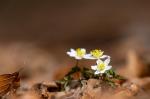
[67,48,86,60]
[91,58,112,74]
[84,49,110,59]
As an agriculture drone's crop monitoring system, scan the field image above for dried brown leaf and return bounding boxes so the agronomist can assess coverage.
[0,71,20,97]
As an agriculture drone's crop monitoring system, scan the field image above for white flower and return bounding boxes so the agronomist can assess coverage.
[84,49,110,60]
[91,58,112,74]
[67,48,86,60]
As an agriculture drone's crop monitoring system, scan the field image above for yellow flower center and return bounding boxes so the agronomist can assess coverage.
[90,49,104,58]
[76,48,86,57]
[97,63,105,71]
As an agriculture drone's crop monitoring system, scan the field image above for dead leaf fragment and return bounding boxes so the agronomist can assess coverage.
[0,71,20,97]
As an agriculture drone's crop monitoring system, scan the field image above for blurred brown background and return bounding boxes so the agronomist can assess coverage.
[0,0,149,81]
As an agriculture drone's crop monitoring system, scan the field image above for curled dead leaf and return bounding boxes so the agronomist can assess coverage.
[0,70,20,97]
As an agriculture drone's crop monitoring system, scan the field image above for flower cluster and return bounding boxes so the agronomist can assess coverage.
[67,48,112,75]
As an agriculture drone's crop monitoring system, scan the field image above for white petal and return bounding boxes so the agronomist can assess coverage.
[105,66,112,70]
[83,54,91,58]
[107,56,111,58]
[96,59,103,64]
[71,53,77,56]
[70,48,75,52]
[67,52,70,55]
[99,70,105,74]
[91,65,97,70]
[67,52,75,57]
[100,55,110,59]
[67,49,76,56]
[70,49,76,54]
[95,71,100,74]
[75,56,82,60]
[84,54,96,59]
[104,58,110,66]
[66,52,71,56]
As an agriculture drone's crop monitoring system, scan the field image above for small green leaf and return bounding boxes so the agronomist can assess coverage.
[65,66,81,76]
